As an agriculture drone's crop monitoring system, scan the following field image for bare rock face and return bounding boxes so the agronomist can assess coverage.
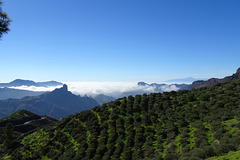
[234,67,240,78]
[191,67,240,89]
[61,84,68,92]
[191,79,221,89]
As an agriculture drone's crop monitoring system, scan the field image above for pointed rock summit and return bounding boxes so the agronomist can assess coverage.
[54,84,68,93]
[62,84,68,92]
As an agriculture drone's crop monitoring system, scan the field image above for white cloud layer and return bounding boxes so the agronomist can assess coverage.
[9,85,63,92]
[65,82,156,97]
[8,82,183,98]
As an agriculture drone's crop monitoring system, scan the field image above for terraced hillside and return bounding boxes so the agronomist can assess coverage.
[1,79,240,159]
[0,110,57,133]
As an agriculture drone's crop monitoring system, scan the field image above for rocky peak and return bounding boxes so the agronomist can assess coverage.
[62,84,68,92]
[235,67,240,78]
[48,84,68,96]
[137,82,148,86]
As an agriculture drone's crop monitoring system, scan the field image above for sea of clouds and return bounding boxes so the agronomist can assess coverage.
[8,82,185,98]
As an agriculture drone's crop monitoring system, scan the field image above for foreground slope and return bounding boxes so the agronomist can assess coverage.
[0,110,57,133]
[0,110,57,157]
[2,77,240,160]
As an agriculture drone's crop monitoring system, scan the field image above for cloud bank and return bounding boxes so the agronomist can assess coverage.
[9,82,182,98]
[63,82,182,98]
[9,85,63,92]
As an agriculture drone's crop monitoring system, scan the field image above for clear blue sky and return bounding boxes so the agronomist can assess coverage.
[1,0,239,82]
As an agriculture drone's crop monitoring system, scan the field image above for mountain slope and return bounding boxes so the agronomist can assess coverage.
[40,84,99,112]
[3,77,240,160]
[0,87,44,100]
[0,110,57,133]
[93,94,116,105]
[0,85,99,119]
[191,67,240,89]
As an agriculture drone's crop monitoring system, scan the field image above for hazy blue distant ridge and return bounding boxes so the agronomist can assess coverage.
[166,77,207,82]
[0,79,63,87]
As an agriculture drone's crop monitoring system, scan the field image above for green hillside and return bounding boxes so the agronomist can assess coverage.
[0,110,57,130]
[0,110,58,158]
[1,79,240,159]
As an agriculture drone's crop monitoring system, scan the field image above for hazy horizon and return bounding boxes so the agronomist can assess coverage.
[5,81,192,98]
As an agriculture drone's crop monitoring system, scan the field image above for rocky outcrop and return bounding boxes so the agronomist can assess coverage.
[191,67,240,89]
[0,85,99,119]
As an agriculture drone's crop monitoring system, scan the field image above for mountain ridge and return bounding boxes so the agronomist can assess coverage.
[0,87,44,100]
[191,67,240,89]
[0,110,57,133]
[0,79,63,87]
[0,85,99,119]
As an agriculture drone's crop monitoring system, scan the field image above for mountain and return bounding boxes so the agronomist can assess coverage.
[0,110,57,133]
[0,84,99,119]
[167,77,207,82]
[0,79,63,87]
[0,79,62,100]
[191,67,240,89]
[2,70,240,159]
[93,94,116,105]
[0,79,37,87]
[39,84,99,114]
[37,81,64,87]
[0,87,44,100]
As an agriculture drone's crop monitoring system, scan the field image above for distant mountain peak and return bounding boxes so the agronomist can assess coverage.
[62,84,68,91]
[0,79,63,87]
[9,79,37,86]
[137,82,148,86]
[52,84,68,94]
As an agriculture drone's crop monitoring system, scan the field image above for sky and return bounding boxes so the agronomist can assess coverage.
[0,0,240,83]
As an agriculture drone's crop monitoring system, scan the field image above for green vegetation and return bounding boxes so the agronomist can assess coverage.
[175,134,181,153]
[63,132,79,153]
[0,1,11,38]
[188,124,196,149]
[1,79,240,159]
[91,110,101,125]
[207,150,240,160]
[203,122,213,144]
[0,110,39,122]
[222,117,240,135]
[21,129,49,159]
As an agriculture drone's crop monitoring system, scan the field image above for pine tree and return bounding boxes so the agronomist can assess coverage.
[4,122,14,149]
[0,0,10,38]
